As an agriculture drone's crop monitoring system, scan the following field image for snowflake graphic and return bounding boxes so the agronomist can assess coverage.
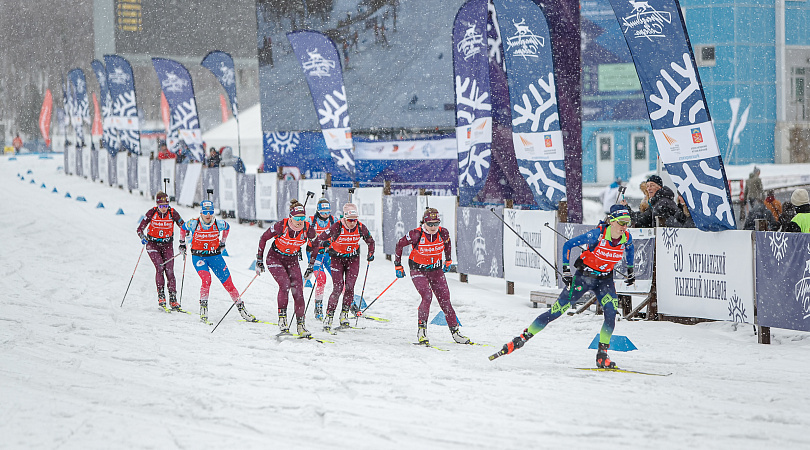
[661,228,679,251]
[318,86,350,128]
[649,53,705,126]
[455,76,491,125]
[768,233,789,261]
[332,148,355,172]
[458,144,491,187]
[564,223,575,239]
[668,160,735,228]
[727,292,748,323]
[490,256,500,277]
[540,266,551,287]
[518,160,566,205]
[513,73,559,132]
[266,132,300,155]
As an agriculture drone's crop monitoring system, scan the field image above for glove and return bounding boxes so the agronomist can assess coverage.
[178,242,187,256]
[138,233,147,245]
[367,254,374,262]
[562,265,572,287]
[395,265,406,278]
[304,266,314,280]
[625,267,635,286]
[443,260,452,273]
[218,242,226,252]
[256,260,264,275]
[318,247,327,254]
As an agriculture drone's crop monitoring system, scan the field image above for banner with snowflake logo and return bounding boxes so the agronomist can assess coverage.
[287,30,354,177]
[493,0,565,210]
[608,0,735,231]
[152,58,204,161]
[755,232,810,332]
[68,68,90,148]
[104,55,140,155]
[90,60,116,154]
[201,51,239,120]
[452,0,492,206]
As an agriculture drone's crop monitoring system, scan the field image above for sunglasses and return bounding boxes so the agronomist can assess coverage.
[291,215,306,221]
[345,218,357,223]
[201,211,214,216]
[157,203,169,208]
[425,221,441,227]
[615,219,631,226]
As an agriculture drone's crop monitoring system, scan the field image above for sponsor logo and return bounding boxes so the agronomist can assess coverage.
[302,48,335,77]
[519,135,534,152]
[161,72,189,93]
[109,67,131,85]
[394,205,405,239]
[75,78,85,94]
[345,130,352,139]
[544,134,553,147]
[620,0,672,41]
[466,127,472,139]
[218,62,235,86]
[457,22,485,60]
[691,128,703,144]
[473,215,487,267]
[663,132,677,145]
[505,19,544,60]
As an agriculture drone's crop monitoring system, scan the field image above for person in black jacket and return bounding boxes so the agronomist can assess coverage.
[675,194,695,228]
[743,198,778,230]
[625,175,680,227]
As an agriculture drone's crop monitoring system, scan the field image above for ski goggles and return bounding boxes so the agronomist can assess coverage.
[424,220,441,227]
[344,218,357,224]
[613,218,631,226]
[291,215,306,221]
[200,210,214,216]
[157,203,169,208]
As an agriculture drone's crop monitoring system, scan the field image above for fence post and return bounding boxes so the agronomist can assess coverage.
[754,219,771,344]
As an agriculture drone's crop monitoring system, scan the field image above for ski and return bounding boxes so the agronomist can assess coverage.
[488,347,510,361]
[413,342,449,351]
[445,341,491,347]
[575,367,672,377]
[335,324,365,331]
[363,315,389,322]
[239,319,277,325]
[159,305,172,313]
[276,331,334,344]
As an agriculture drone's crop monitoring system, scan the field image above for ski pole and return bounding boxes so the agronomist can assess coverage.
[489,209,564,278]
[543,222,629,279]
[178,252,187,305]
[359,278,398,316]
[160,252,181,266]
[355,261,370,326]
[303,280,317,320]
[120,244,146,307]
[211,274,259,333]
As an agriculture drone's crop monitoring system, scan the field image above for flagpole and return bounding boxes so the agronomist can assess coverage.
[236,115,242,160]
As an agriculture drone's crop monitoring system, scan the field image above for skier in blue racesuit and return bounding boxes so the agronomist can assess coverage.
[496,205,636,368]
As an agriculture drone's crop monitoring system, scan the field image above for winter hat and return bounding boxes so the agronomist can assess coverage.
[646,174,663,188]
[289,199,306,217]
[608,204,631,222]
[201,200,215,214]
[317,198,331,213]
[156,191,169,205]
[422,208,441,224]
[342,203,359,219]
[791,188,809,207]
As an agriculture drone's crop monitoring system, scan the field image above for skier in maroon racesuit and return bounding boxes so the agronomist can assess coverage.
[256,200,317,337]
[136,191,186,309]
[307,203,375,332]
[395,207,470,345]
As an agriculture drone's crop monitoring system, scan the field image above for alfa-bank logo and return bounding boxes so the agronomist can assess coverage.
[620,0,672,41]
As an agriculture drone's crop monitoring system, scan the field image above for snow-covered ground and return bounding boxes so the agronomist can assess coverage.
[2,154,809,448]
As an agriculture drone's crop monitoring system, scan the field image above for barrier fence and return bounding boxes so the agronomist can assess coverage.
[62,146,810,340]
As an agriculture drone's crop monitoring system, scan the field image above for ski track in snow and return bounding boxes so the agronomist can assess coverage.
[1,155,809,448]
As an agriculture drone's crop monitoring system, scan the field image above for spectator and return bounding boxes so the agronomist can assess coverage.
[743,198,777,231]
[206,148,221,168]
[175,140,189,164]
[219,146,245,174]
[12,134,23,154]
[601,178,623,215]
[675,195,695,228]
[157,142,176,160]
[741,167,763,220]
[626,174,680,227]
[788,188,810,233]
[776,202,797,232]
[763,189,782,222]
[638,180,650,213]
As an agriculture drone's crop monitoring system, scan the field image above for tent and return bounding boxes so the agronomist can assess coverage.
[201,103,264,168]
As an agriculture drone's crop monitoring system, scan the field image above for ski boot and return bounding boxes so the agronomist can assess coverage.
[297,317,311,338]
[596,343,616,369]
[417,320,429,345]
[339,306,351,328]
[501,328,534,355]
[323,310,335,333]
[200,300,208,323]
[158,289,167,308]
[449,325,470,344]
[169,291,180,311]
[314,299,324,321]
[237,301,257,323]
[277,310,289,333]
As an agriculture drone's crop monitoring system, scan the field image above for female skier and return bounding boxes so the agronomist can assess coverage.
[184,200,257,323]
[136,191,185,310]
[307,203,375,332]
[394,208,469,345]
[494,205,636,368]
[255,200,317,336]
[308,198,336,321]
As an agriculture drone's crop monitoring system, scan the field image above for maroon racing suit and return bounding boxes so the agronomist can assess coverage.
[136,207,185,294]
[257,219,317,318]
[311,220,375,314]
[395,227,457,327]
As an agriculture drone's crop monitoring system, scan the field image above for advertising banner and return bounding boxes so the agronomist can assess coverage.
[453,0,492,206]
[503,209,558,287]
[90,149,99,181]
[137,156,150,195]
[39,89,53,147]
[201,51,239,119]
[299,179,324,219]
[287,30,354,176]
[152,58,204,161]
[656,227,754,323]
[201,167,220,210]
[457,207,504,278]
[383,196,419,256]
[90,59,114,152]
[68,68,89,147]
[76,147,84,177]
[354,187,384,247]
[116,153,127,188]
[494,0,565,210]
[159,159,176,197]
[82,145,92,179]
[127,153,138,191]
[417,196,459,263]
[237,174,257,221]
[219,166,238,212]
[255,172,278,221]
[276,180,298,220]
[150,159,161,197]
[263,130,351,182]
[98,149,108,183]
[108,152,117,186]
[178,163,202,207]
[324,187,351,216]
[104,55,140,155]
[608,0,735,231]
[755,232,810,332]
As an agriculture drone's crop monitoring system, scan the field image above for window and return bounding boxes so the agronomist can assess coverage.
[695,45,716,67]
[599,136,612,161]
[633,134,648,160]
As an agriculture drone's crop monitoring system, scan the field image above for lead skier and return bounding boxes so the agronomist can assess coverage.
[494,205,635,368]
[136,191,185,310]
[307,203,375,333]
[395,208,469,345]
[255,199,317,337]
[308,198,336,320]
[184,200,257,323]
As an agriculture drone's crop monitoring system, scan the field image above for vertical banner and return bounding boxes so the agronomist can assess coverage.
[116,154,127,188]
[219,166,238,212]
[91,92,102,137]
[453,0,492,206]
[255,172,278,221]
[39,89,53,147]
[137,156,150,195]
[61,75,72,152]
[494,0,566,210]
[178,163,202,207]
[457,206,504,278]
[67,69,89,147]
[354,187,384,246]
[90,148,99,181]
[383,196,419,256]
[325,187,351,215]
[127,153,138,191]
[150,159,161,198]
[201,51,239,120]
[82,146,92,179]
[755,232,810,332]
[299,179,323,218]
[287,30,355,177]
[76,147,84,177]
[502,209,558,287]
[98,150,108,183]
[90,59,114,153]
[276,180,298,220]
[608,0,735,231]
[160,159,176,197]
[152,58,204,161]
[238,173,257,221]
[201,167,220,209]
[104,55,140,155]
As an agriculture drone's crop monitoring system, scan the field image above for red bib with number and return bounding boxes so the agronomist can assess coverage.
[147,208,175,240]
[191,220,220,253]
